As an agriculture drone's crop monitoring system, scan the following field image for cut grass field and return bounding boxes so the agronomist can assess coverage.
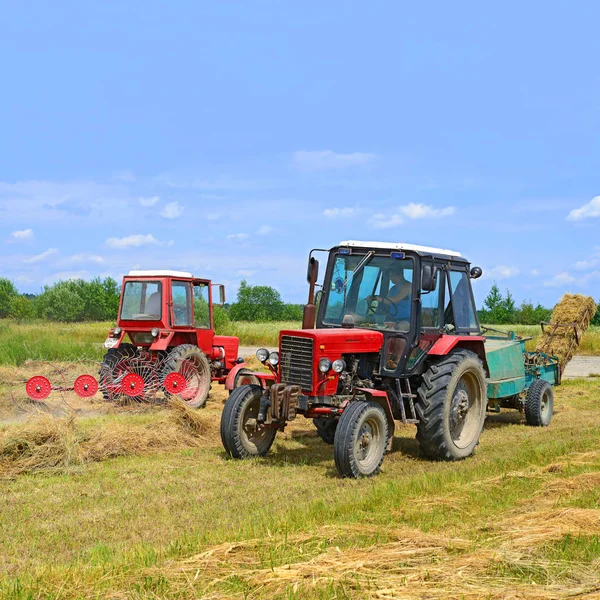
[1,376,600,598]
[0,319,599,366]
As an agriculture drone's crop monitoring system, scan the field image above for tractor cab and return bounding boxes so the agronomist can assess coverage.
[315,241,482,378]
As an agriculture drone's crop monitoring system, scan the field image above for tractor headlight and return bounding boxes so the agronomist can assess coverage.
[319,358,332,373]
[256,348,269,363]
[332,359,346,373]
[268,351,279,366]
[151,327,160,337]
[113,327,122,336]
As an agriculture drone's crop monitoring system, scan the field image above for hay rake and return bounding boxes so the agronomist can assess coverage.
[10,353,191,412]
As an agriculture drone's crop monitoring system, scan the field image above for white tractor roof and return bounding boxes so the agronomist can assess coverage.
[128,270,193,278]
[338,240,462,258]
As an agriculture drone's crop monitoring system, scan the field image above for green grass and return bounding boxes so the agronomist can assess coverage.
[0,379,600,598]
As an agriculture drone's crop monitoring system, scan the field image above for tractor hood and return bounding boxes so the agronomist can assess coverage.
[278,328,384,356]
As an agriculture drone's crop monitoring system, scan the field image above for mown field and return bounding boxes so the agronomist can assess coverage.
[0,319,599,366]
[0,378,600,598]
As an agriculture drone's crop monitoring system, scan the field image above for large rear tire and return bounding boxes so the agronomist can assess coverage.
[99,343,138,400]
[162,345,211,409]
[221,385,277,458]
[524,379,554,426]
[416,350,487,461]
[334,401,388,478]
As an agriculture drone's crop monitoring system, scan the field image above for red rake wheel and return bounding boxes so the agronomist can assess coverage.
[73,374,99,398]
[163,372,187,396]
[25,376,52,400]
[121,373,145,397]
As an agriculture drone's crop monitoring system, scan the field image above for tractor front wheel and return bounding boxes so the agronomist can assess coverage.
[162,345,211,409]
[334,401,388,478]
[220,385,277,458]
[524,379,554,427]
[416,350,487,461]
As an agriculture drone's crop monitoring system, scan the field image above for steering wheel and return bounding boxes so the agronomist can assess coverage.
[367,296,398,316]
[174,305,188,320]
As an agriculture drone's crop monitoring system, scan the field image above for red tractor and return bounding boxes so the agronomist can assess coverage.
[221,241,561,477]
[101,270,248,407]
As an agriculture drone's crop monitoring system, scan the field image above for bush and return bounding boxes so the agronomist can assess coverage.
[9,295,34,323]
[213,306,230,332]
[229,280,287,322]
[0,278,19,318]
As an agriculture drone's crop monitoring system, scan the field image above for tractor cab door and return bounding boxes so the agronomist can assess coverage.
[192,280,214,351]
[443,269,480,333]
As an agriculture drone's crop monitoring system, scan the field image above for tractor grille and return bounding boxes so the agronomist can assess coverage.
[280,335,314,391]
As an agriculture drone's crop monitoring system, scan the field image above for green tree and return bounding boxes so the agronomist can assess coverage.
[516,300,552,325]
[592,302,600,326]
[9,295,34,323]
[0,278,19,318]
[478,283,517,324]
[36,281,86,322]
[229,280,286,321]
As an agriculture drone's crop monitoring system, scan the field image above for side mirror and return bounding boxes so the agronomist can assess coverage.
[470,266,483,279]
[307,257,319,284]
[421,265,438,292]
[218,285,226,305]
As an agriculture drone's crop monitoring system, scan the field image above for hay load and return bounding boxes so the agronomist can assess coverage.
[535,294,597,369]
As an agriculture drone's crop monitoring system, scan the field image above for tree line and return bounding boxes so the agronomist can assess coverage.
[1,276,598,326]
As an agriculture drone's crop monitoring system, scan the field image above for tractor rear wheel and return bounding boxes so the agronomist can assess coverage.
[99,343,138,400]
[334,401,388,478]
[162,345,211,409]
[524,379,554,426]
[221,384,276,458]
[416,350,487,461]
[313,418,338,444]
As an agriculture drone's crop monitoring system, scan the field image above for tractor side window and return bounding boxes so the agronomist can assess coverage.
[121,281,162,320]
[448,271,477,330]
[193,284,211,329]
[172,281,193,326]
[421,269,441,328]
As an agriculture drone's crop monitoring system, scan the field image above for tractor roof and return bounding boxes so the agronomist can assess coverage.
[127,270,194,278]
[338,240,462,259]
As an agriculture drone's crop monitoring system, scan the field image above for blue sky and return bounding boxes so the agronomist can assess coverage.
[1,1,599,306]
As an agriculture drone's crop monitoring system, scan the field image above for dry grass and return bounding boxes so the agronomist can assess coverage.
[0,399,214,478]
[535,294,597,367]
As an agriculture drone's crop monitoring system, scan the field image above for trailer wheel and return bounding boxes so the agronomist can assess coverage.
[524,379,554,427]
[313,418,338,444]
[221,384,276,458]
[334,401,388,478]
[416,350,487,461]
[99,343,138,400]
[162,345,211,409]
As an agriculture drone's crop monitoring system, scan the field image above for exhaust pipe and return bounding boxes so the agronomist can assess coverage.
[302,257,319,329]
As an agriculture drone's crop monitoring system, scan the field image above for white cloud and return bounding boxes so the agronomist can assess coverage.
[227,233,249,240]
[23,248,58,263]
[567,196,600,221]
[323,207,356,218]
[139,195,160,207]
[575,248,600,270]
[106,234,161,249]
[9,228,34,241]
[160,201,183,219]
[544,272,576,287]
[485,266,520,279]
[207,212,221,221]
[292,150,377,171]
[66,253,105,264]
[257,225,273,235]
[237,269,255,277]
[530,269,539,276]
[369,203,455,229]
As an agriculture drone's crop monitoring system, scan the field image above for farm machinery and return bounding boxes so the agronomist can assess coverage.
[221,241,593,478]
[13,271,251,409]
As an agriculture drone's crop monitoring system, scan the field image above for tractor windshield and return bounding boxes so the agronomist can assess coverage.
[323,253,414,331]
[121,281,162,320]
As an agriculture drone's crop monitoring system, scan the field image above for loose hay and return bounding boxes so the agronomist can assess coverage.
[535,294,597,368]
[0,402,215,478]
